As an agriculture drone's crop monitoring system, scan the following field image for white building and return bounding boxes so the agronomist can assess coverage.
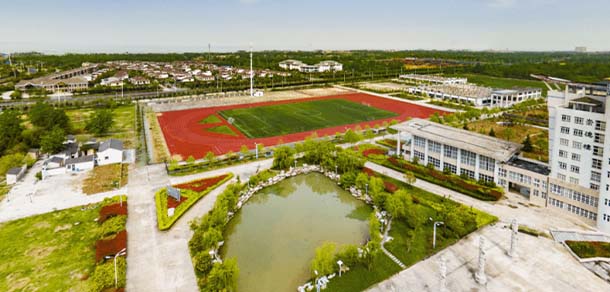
[6,165,26,185]
[399,74,468,85]
[548,83,610,233]
[278,59,343,73]
[96,139,124,165]
[65,155,95,172]
[491,88,543,108]
[408,83,542,108]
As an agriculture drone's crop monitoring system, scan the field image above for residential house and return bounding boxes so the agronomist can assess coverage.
[65,155,95,172]
[97,139,124,165]
[6,166,26,185]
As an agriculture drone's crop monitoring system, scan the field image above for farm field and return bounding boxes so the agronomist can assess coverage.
[157,93,447,158]
[67,105,137,148]
[219,99,397,138]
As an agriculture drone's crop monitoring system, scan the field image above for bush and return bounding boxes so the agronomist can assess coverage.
[88,257,126,291]
[155,173,233,230]
[310,242,337,277]
[97,215,127,239]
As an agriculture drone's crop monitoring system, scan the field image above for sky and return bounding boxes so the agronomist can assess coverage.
[1,0,609,53]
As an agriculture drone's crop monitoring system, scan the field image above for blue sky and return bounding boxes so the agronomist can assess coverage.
[1,0,608,53]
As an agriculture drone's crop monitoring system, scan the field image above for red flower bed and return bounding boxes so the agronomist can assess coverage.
[98,203,128,223]
[167,196,188,209]
[95,230,127,262]
[384,181,398,193]
[174,174,229,192]
[362,167,377,177]
[362,148,386,157]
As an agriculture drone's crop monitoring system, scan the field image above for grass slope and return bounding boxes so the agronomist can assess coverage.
[199,114,222,125]
[0,204,102,291]
[206,125,238,136]
[219,99,397,138]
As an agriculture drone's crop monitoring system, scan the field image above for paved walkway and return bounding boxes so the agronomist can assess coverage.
[126,159,273,292]
[381,219,406,269]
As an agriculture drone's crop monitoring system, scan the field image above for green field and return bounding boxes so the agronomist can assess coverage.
[66,105,137,148]
[207,125,238,136]
[218,99,397,138]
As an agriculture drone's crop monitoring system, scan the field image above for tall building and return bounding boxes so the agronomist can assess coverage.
[548,83,610,233]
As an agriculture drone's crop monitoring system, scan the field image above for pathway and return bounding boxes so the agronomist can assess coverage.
[380,219,406,269]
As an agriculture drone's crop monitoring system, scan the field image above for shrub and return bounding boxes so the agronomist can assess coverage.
[310,242,337,277]
[203,258,239,292]
[97,215,127,239]
[88,256,127,291]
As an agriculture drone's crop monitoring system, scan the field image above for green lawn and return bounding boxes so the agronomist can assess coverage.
[218,99,397,138]
[206,125,238,136]
[67,105,137,148]
[451,73,549,96]
[0,204,103,291]
[199,114,222,125]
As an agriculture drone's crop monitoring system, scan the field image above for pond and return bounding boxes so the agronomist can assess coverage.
[221,172,372,292]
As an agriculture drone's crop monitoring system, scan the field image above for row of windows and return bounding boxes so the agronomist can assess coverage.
[603,214,610,222]
[460,168,475,179]
[428,141,442,153]
[560,115,605,131]
[414,150,425,161]
[414,136,426,148]
[460,149,476,166]
[550,184,599,207]
[443,162,457,174]
[479,156,495,172]
[549,197,597,221]
[428,156,441,169]
[413,136,495,171]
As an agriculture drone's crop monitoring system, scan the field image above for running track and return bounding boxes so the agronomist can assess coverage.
[157,93,447,158]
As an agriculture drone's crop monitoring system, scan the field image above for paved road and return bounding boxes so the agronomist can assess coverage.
[126,158,273,292]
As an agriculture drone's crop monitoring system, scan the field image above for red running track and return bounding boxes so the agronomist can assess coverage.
[157,93,447,158]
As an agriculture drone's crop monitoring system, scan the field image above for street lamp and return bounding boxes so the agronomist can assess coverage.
[104,248,127,289]
[314,270,320,292]
[335,165,338,174]
[254,143,259,159]
[429,217,444,249]
[365,183,369,196]
[294,159,297,169]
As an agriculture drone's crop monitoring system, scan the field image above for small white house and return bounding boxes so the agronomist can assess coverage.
[6,165,26,185]
[65,155,95,172]
[97,139,124,166]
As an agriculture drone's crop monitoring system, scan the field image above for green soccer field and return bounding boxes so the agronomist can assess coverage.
[218,98,397,138]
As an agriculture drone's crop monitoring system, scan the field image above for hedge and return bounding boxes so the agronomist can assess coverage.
[566,241,610,259]
[383,158,503,201]
[155,173,233,230]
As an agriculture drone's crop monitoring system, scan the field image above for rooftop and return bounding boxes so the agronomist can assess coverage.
[7,167,22,175]
[507,157,550,175]
[99,139,123,152]
[66,155,95,165]
[391,118,522,162]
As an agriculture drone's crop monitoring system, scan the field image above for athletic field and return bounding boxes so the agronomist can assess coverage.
[218,99,397,138]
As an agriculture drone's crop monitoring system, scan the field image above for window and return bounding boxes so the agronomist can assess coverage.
[559,150,568,158]
[428,156,441,169]
[413,150,425,162]
[414,136,426,148]
[560,138,569,146]
[569,177,579,185]
[587,119,594,126]
[479,174,494,183]
[428,141,441,153]
[571,153,580,161]
[479,155,495,172]
[594,146,604,157]
[591,171,601,183]
[557,173,566,181]
[460,168,475,179]
[460,150,476,166]
[572,141,582,149]
[443,145,458,159]
[499,168,507,177]
[596,120,606,131]
[561,115,571,122]
[592,158,602,170]
[595,133,605,143]
[570,165,580,174]
[559,161,567,170]
[590,183,600,190]
[443,162,457,174]
[560,126,570,134]
[573,129,583,137]
[575,117,584,125]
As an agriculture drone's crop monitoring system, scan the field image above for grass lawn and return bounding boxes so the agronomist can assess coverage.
[450,73,549,96]
[206,125,238,136]
[326,253,402,291]
[67,105,137,148]
[218,99,397,138]
[466,118,549,162]
[0,203,103,291]
[566,241,610,258]
[199,114,222,124]
[82,164,128,195]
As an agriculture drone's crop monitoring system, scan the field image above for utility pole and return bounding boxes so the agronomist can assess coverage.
[250,43,254,97]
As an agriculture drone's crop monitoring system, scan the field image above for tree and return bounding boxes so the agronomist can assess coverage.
[29,102,70,131]
[206,151,216,166]
[240,145,249,158]
[272,146,295,170]
[368,177,386,206]
[205,258,239,292]
[310,242,337,277]
[355,172,369,191]
[85,109,114,135]
[488,128,496,137]
[502,127,514,141]
[0,110,23,154]
[343,129,362,143]
[256,143,265,155]
[40,126,65,154]
[522,135,533,152]
[404,171,416,185]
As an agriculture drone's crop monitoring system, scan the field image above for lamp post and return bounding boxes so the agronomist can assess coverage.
[337,260,344,277]
[294,159,297,169]
[105,248,127,289]
[365,183,369,197]
[335,165,338,174]
[254,143,259,159]
[314,270,320,292]
[429,218,444,249]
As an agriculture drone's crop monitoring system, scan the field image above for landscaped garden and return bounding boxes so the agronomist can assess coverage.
[0,195,127,291]
[566,241,610,259]
[155,173,233,230]
[82,163,129,195]
[187,137,496,291]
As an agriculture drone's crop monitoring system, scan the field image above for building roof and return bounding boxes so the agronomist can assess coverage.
[7,167,22,175]
[66,155,95,165]
[507,157,550,175]
[391,118,522,162]
[48,156,65,165]
[99,139,123,152]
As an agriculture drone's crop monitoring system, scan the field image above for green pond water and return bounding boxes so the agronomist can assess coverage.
[221,172,372,292]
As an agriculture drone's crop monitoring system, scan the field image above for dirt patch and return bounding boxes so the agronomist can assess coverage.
[6,274,32,292]
[54,224,73,233]
[26,246,57,260]
[33,221,51,229]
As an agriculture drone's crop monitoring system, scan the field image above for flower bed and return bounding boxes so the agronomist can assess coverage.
[155,173,233,231]
[98,202,128,223]
[362,148,386,157]
[95,230,128,262]
[376,138,397,149]
[566,241,610,259]
[385,157,503,201]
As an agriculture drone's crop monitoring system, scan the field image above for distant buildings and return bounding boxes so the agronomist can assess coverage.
[15,64,97,93]
[279,60,343,73]
[575,46,587,53]
[399,74,467,85]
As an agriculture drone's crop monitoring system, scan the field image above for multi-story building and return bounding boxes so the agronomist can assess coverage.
[278,59,342,72]
[548,83,610,232]
[407,83,542,108]
[399,74,468,85]
[15,64,97,93]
